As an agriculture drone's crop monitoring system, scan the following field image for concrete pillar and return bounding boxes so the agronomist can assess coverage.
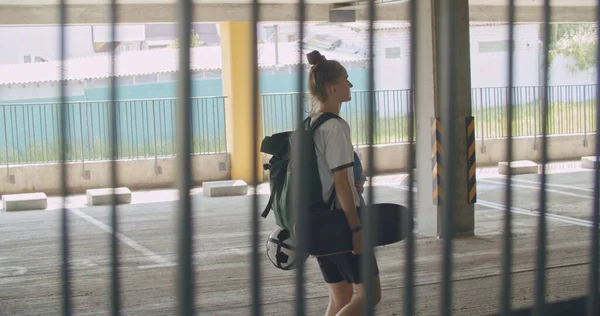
[415,0,475,238]
[220,21,263,184]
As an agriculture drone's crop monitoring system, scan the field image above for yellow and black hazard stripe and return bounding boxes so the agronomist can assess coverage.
[431,117,442,205]
[466,116,477,204]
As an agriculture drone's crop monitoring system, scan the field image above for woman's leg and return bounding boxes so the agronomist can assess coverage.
[336,276,381,316]
[317,256,354,315]
[325,281,354,316]
[332,252,382,316]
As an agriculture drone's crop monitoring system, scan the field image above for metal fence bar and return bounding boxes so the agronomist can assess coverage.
[293,0,307,313]
[362,0,377,313]
[534,1,551,315]
[58,0,72,314]
[360,0,377,316]
[589,1,600,314]
[437,0,458,315]
[109,0,121,314]
[404,0,417,314]
[175,0,196,313]
[250,0,262,314]
[500,0,516,315]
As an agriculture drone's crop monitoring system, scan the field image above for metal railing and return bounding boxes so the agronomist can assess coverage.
[262,84,599,145]
[0,96,227,165]
[1,84,596,166]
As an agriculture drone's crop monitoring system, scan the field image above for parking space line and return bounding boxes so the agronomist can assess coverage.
[395,185,597,228]
[508,178,595,193]
[479,179,593,200]
[69,208,174,267]
[477,200,596,228]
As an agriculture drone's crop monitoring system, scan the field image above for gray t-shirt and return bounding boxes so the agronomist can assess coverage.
[310,112,360,209]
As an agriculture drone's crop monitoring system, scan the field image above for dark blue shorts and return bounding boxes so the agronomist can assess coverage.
[316,251,379,284]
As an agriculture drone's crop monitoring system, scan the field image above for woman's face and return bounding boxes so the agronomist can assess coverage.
[330,70,353,103]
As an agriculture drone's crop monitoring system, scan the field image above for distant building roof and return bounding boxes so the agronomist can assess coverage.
[0,42,367,85]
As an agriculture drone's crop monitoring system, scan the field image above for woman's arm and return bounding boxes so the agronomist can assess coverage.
[320,119,362,253]
[333,168,362,254]
[333,168,360,228]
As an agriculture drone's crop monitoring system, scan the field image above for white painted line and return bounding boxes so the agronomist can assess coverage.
[395,185,597,228]
[477,200,596,228]
[137,263,176,269]
[508,177,595,193]
[69,208,173,267]
[0,266,27,277]
[479,179,593,200]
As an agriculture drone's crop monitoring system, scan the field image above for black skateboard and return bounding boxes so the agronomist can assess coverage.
[304,203,413,257]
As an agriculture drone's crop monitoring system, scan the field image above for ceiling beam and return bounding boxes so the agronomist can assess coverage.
[349,2,598,23]
[0,4,332,25]
[0,3,597,25]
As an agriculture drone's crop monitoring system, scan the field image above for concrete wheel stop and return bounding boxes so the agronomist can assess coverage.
[203,180,248,197]
[498,160,539,175]
[2,192,48,212]
[86,187,132,206]
[581,156,599,169]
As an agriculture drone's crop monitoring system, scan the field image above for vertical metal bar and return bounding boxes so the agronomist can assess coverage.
[141,101,148,157]
[437,0,457,314]
[133,101,139,157]
[588,1,600,313]
[43,105,48,162]
[3,106,8,168]
[404,0,417,314]
[59,0,72,315]
[251,0,261,314]
[12,107,18,163]
[175,0,195,313]
[362,0,376,313]
[534,1,550,315]
[23,106,28,163]
[109,0,121,314]
[78,104,84,163]
[501,1,516,315]
[28,106,34,163]
[152,101,158,160]
[89,103,95,159]
[293,0,307,313]
[17,105,28,163]
[194,100,200,152]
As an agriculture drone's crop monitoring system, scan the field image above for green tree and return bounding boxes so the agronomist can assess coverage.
[549,24,597,73]
[171,30,205,48]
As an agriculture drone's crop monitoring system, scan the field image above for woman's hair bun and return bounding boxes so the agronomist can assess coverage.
[307,50,326,66]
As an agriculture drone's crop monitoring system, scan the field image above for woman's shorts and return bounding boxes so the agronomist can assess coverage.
[316,251,379,284]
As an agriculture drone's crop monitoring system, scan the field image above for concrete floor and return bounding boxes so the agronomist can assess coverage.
[0,161,597,315]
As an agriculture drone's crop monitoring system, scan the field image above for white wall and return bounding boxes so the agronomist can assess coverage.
[0,26,96,65]
[469,24,542,88]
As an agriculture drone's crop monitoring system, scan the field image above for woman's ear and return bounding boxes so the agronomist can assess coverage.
[327,84,336,95]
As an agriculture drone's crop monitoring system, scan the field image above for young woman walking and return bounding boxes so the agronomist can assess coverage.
[306,50,381,316]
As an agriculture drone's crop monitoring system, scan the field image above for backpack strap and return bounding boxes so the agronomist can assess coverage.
[309,112,341,132]
[261,193,275,218]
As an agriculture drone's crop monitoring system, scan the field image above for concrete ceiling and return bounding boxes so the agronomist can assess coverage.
[0,0,597,24]
[0,0,596,5]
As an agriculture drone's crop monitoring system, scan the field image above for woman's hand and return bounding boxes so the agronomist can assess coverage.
[355,180,365,194]
[352,231,362,255]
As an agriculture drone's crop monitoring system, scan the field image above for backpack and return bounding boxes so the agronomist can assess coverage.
[260,112,340,231]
